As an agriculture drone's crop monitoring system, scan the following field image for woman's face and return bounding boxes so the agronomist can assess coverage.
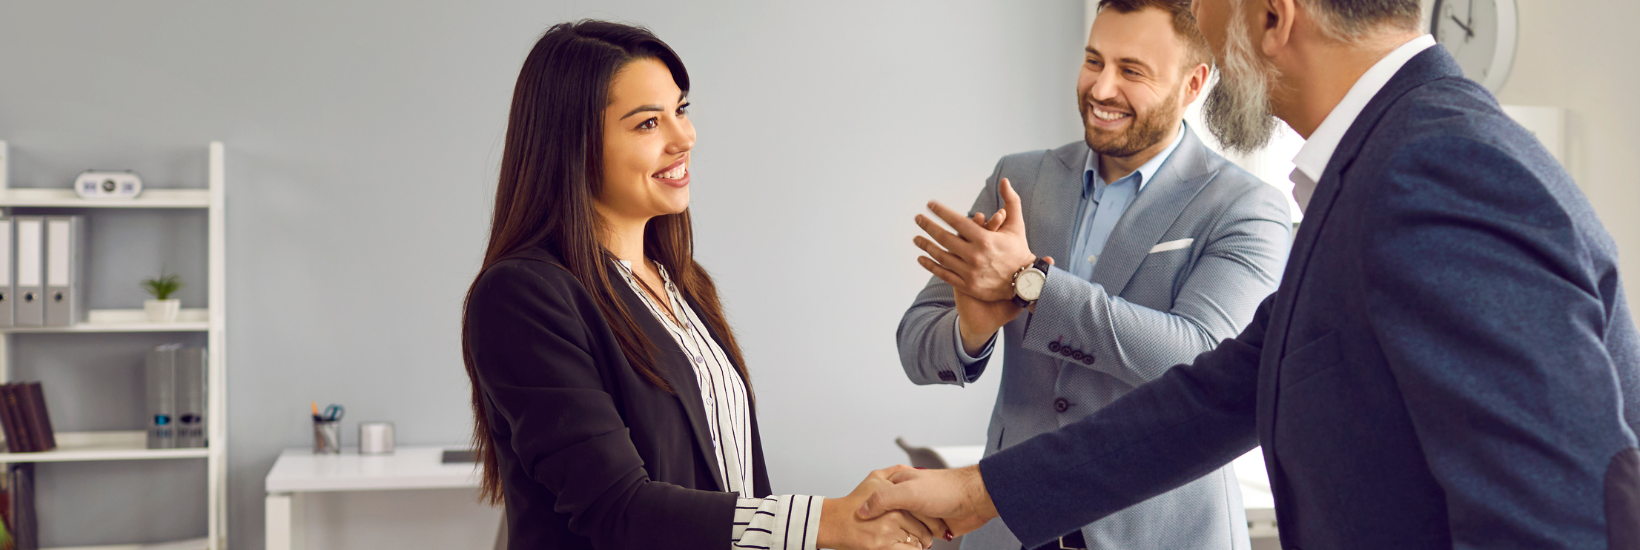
[597,57,694,226]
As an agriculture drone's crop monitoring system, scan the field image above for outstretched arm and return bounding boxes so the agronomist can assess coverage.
[471,263,947,550]
[861,294,1270,547]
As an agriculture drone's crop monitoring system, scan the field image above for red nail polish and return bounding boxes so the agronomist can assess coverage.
[944,532,954,541]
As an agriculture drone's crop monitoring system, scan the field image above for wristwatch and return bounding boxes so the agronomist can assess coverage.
[1011,258,1050,308]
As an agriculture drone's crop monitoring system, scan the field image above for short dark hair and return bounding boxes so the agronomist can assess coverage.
[1303,0,1422,39]
[1097,0,1212,74]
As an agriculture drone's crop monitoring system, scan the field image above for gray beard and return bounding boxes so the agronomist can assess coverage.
[1203,10,1280,155]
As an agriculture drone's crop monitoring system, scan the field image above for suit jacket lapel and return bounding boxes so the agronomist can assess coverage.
[1027,142,1093,265]
[608,262,728,492]
[1257,47,1464,439]
[1091,128,1215,294]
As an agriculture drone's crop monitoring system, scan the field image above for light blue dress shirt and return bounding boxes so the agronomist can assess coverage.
[956,124,1189,364]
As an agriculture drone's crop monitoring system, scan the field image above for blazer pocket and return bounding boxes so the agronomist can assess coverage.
[1279,330,1342,389]
[1148,238,1194,254]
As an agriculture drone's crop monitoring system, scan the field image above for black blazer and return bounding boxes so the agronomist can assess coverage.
[465,245,772,550]
[978,47,1640,548]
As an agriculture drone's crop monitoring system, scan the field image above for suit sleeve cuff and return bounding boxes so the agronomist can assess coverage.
[953,315,997,365]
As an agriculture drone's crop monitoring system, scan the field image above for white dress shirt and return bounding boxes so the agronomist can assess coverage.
[1289,34,1436,213]
[616,260,824,550]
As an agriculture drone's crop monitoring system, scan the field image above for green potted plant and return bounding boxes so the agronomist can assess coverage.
[142,272,183,322]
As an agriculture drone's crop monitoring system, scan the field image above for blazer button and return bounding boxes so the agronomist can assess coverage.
[1082,355,1095,365]
[1048,341,1062,352]
[1053,398,1070,413]
[1071,351,1085,361]
[1059,347,1073,357]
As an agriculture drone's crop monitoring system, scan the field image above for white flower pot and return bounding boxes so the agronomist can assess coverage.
[145,299,181,322]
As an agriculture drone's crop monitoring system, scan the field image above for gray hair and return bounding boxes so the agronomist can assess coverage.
[1302,0,1422,40]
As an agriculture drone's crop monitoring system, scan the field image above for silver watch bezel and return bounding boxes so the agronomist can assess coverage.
[1013,266,1046,302]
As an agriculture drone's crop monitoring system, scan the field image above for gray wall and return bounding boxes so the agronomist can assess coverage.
[0,1,1083,548]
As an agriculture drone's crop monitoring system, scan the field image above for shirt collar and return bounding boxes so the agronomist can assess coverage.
[1084,121,1189,197]
[1290,34,1436,188]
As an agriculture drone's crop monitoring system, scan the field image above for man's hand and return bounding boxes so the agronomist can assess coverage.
[914,178,1035,302]
[952,209,1026,356]
[819,466,952,550]
[856,465,1000,538]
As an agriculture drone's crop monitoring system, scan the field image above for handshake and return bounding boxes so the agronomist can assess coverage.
[820,465,998,550]
[815,180,1038,550]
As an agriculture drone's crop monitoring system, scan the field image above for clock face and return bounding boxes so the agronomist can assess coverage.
[1431,0,1517,91]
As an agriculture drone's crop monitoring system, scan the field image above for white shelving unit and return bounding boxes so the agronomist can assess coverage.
[0,141,227,550]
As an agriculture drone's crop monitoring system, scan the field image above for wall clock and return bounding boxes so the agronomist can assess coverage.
[1430,0,1518,92]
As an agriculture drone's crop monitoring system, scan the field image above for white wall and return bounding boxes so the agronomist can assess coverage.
[0,1,1083,548]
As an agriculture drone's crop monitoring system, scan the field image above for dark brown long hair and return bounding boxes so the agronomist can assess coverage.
[461,20,752,506]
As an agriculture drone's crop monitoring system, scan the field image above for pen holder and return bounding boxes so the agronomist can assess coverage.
[312,420,341,454]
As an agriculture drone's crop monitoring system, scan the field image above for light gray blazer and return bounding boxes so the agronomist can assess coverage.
[897,128,1291,549]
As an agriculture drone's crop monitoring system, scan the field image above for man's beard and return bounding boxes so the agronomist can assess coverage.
[1081,84,1184,159]
[1203,5,1281,155]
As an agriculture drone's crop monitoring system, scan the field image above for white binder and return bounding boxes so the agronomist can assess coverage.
[13,218,43,327]
[0,219,14,327]
[43,216,84,327]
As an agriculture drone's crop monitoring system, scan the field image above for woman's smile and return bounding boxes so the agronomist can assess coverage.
[653,157,689,188]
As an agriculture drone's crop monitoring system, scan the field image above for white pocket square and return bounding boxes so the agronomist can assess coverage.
[1148,238,1194,254]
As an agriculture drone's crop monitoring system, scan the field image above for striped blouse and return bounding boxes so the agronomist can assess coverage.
[615,260,823,550]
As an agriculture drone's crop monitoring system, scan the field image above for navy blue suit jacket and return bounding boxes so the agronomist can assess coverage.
[980,47,1640,549]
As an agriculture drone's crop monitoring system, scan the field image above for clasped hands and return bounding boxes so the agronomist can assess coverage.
[911,179,1050,355]
[822,465,997,550]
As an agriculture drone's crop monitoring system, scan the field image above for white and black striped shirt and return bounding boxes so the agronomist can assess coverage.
[616,260,823,550]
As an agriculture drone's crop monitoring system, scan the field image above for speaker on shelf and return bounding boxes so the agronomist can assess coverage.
[73,170,143,199]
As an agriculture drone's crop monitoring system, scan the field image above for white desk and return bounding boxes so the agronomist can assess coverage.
[911,443,1278,547]
[264,446,482,550]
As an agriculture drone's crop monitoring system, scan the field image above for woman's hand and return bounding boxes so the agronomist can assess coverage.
[817,467,950,550]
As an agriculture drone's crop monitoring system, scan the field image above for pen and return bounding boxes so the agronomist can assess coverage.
[311,401,320,422]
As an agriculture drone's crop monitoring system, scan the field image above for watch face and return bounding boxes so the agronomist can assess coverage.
[1016,269,1046,301]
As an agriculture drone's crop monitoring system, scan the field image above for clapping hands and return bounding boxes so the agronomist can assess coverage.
[913,179,1052,354]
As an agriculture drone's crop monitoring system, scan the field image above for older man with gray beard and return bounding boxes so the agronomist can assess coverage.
[864,0,1640,547]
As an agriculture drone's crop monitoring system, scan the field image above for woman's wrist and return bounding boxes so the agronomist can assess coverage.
[817,496,851,550]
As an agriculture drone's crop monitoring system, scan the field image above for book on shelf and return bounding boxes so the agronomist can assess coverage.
[7,463,33,550]
[0,384,53,454]
[147,345,207,449]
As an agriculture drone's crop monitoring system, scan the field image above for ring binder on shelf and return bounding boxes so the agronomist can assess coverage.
[43,216,84,327]
[13,217,42,327]
[0,217,13,328]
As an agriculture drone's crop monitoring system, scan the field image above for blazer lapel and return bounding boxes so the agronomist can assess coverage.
[1256,47,1464,440]
[608,262,728,492]
[1027,142,1093,265]
[1091,127,1215,294]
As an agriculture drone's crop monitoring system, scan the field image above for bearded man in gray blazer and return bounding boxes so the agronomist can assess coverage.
[897,1,1290,548]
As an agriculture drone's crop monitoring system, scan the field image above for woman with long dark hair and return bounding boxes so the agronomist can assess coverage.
[462,20,943,550]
